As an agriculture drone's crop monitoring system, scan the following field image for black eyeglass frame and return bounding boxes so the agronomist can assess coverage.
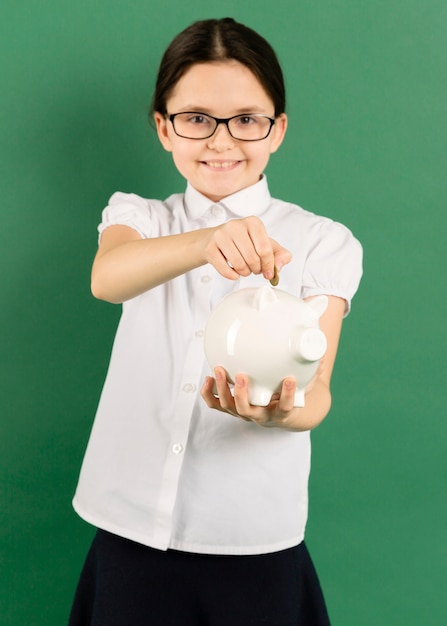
[167,112,276,141]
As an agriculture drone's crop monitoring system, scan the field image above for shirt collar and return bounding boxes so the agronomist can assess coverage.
[184,175,271,220]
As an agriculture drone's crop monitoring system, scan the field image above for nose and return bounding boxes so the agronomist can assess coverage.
[206,122,235,151]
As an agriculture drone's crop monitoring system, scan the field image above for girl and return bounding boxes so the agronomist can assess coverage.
[69,17,362,626]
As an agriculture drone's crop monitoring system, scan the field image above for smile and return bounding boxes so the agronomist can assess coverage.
[202,160,241,169]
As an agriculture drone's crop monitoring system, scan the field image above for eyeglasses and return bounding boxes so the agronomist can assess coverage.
[167,112,276,141]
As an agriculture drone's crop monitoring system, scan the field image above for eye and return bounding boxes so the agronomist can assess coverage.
[236,115,259,126]
[186,114,211,125]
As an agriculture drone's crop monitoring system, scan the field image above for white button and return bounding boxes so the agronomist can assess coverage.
[182,383,197,393]
[211,205,224,218]
[201,275,212,283]
[195,329,204,338]
[172,443,183,454]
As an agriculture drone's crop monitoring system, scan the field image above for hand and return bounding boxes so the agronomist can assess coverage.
[203,217,292,281]
[201,296,345,432]
[201,366,301,430]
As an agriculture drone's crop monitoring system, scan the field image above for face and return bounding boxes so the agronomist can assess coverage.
[154,61,287,202]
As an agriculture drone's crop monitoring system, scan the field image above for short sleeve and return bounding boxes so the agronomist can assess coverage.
[97,192,153,241]
[301,220,363,316]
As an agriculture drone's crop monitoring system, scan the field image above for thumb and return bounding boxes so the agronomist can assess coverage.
[271,239,292,272]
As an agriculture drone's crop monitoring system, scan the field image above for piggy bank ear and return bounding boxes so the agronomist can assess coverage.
[306,295,328,319]
[253,285,278,311]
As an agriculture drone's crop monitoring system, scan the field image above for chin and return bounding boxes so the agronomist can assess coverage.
[204,185,242,201]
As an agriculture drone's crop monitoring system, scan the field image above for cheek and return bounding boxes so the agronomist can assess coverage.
[170,143,198,174]
[248,146,273,168]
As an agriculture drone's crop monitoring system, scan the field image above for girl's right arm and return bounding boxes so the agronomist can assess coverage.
[91,217,292,304]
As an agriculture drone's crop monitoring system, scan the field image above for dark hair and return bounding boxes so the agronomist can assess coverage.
[150,18,286,118]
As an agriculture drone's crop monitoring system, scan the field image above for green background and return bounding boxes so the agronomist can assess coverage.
[1,0,446,624]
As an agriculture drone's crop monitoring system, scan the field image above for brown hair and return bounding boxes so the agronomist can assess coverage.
[150,18,286,117]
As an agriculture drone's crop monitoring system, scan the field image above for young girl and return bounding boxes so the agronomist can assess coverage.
[69,17,362,626]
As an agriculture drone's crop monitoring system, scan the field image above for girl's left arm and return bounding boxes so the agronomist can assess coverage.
[201,295,346,431]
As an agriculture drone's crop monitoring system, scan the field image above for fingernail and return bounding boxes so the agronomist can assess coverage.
[235,375,245,387]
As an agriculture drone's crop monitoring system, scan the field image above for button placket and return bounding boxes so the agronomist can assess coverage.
[153,258,216,547]
[182,383,197,393]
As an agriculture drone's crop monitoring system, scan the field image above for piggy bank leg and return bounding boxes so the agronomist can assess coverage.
[249,385,274,407]
[293,388,306,408]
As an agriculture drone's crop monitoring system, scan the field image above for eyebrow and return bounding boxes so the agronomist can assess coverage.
[176,105,271,115]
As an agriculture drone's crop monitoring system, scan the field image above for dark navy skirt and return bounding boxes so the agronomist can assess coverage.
[69,530,331,625]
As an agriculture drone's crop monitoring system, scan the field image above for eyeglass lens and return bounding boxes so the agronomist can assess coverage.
[172,113,273,140]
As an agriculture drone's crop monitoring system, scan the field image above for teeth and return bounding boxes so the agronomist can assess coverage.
[206,161,238,168]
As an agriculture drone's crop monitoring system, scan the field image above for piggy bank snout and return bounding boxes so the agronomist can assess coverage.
[293,327,327,363]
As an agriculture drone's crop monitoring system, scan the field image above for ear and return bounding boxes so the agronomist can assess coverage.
[154,112,173,152]
[306,295,329,319]
[269,113,288,154]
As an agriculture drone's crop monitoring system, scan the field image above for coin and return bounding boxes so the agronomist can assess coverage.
[269,266,279,286]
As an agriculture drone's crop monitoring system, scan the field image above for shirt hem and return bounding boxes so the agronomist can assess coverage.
[72,498,168,551]
[167,535,305,556]
[72,497,304,556]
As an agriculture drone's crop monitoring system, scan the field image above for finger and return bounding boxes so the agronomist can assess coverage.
[201,376,223,410]
[231,245,261,276]
[206,247,242,280]
[213,367,238,413]
[271,239,292,274]
[213,371,252,421]
[225,228,264,276]
[232,374,264,422]
[218,217,272,277]
[244,218,275,277]
[223,242,253,277]
[278,378,296,413]
[211,218,273,278]
[211,222,255,276]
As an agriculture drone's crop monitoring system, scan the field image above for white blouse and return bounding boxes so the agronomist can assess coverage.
[73,175,362,555]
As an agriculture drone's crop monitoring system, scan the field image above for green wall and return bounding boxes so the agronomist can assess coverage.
[1,1,446,624]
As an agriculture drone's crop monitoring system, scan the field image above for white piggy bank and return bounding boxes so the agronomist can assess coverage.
[204,285,328,407]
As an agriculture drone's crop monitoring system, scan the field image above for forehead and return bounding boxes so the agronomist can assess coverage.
[168,61,274,114]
